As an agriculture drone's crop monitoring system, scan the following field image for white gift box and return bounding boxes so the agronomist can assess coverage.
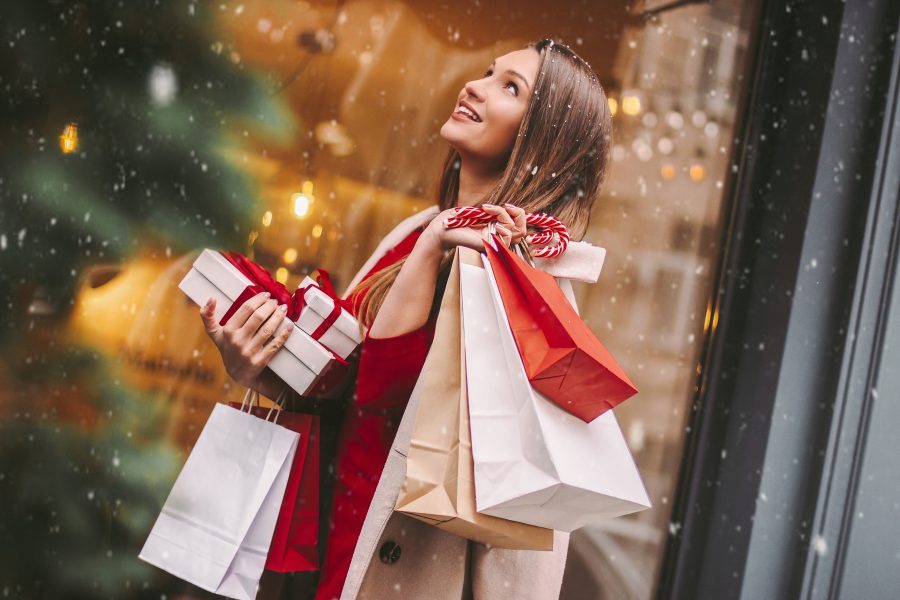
[295,276,363,359]
[178,249,348,398]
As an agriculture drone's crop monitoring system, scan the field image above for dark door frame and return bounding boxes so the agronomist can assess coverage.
[656,0,900,598]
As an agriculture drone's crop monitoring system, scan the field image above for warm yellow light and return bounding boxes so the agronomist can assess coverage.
[607,97,618,117]
[292,194,311,218]
[292,180,316,218]
[59,123,79,154]
[282,248,298,264]
[311,224,323,239]
[275,267,289,284]
[261,210,273,227]
[660,164,677,181]
[621,95,641,116]
[689,164,706,181]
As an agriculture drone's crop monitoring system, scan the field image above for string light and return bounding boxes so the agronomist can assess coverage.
[621,94,641,116]
[292,180,315,218]
[59,123,79,154]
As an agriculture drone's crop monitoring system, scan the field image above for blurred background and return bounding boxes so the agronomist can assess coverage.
[0,0,764,598]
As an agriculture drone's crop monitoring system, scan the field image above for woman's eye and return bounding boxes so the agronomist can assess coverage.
[482,69,519,96]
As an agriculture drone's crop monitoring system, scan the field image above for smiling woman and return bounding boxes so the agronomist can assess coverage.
[198,37,615,600]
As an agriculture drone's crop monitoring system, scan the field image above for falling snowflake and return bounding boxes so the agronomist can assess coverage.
[148,63,178,107]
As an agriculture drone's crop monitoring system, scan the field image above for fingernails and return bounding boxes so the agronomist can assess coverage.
[278,304,287,313]
[264,292,271,299]
[483,203,496,207]
[204,297,213,308]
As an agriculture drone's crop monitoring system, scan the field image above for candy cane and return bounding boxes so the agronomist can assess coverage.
[444,206,570,258]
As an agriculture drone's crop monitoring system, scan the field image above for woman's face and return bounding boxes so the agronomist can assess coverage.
[439,49,540,172]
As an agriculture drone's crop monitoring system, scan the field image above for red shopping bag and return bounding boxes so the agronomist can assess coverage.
[228,403,320,572]
[484,239,638,422]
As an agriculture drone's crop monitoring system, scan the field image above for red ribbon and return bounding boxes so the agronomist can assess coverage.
[216,251,352,348]
[296,270,354,343]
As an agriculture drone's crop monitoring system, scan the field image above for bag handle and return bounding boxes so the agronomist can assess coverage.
[264,385,290,424]
[484,222,537,268]
[238,384,290,424]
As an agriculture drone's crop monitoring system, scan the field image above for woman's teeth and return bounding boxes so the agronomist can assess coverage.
[456,106,481,122]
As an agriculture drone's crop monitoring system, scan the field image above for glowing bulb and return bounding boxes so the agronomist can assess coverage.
[292,180,316,218]
[311,224,323,239]
[282,248,298,264]
[292,194,311,218]
[607,97,618,117]
[689,164,706,181]
[621,95,641,116]
[59,123,79,154]
[275,267,289,284]
[261,210,273,227]
[660,164,677,181]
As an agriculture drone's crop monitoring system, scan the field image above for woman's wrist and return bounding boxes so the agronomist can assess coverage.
[413,227,448,263]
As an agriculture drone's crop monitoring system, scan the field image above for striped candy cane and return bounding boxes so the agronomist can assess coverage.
[444,206,570,258]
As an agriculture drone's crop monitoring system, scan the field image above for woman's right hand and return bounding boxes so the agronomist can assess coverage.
[199,292,293,390]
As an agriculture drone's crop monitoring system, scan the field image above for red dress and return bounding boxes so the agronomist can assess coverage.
[314,228,440,600]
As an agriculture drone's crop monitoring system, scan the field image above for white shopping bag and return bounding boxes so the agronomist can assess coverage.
[459,254,651,532]
[139,395,299,599]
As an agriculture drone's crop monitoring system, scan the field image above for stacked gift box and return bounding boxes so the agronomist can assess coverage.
[178,249,364,398]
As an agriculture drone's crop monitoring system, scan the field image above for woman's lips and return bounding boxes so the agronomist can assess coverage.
[451,110,480,123]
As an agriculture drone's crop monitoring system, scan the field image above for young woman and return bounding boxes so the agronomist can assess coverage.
[200,39,613,599]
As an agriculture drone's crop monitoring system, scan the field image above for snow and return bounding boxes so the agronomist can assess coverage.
[148,63,177,107]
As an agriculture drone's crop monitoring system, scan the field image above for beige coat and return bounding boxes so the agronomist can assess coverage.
[337,207,606,600]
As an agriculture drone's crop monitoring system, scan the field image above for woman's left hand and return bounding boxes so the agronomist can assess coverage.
[479,203,528,247]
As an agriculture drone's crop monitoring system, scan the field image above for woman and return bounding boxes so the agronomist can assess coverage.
[200,39,612,599]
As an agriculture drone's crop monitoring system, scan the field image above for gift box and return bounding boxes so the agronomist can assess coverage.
[295,275,363,359]
[178,249,349,398]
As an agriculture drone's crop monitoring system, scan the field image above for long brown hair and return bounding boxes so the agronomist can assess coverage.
[354,39,613,328]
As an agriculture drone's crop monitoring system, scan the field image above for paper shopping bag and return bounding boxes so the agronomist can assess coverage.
[460,252,651,531]
[394,249,553,550]
[228,390,319,573]
[139,401,299,599]
[484,239,637,422]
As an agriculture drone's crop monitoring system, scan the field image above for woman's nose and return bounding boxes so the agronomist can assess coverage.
[463,79,486,101]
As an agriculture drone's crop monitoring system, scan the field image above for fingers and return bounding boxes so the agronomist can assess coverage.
[261,322,293,361]
[495,224,513,247]
[483,203,526,243]
[249,302,290,354]
[223,291,272,332]
[481,203,515,228]
[237,297,280,342]
[200,297,221,338]
[504,204,527,235]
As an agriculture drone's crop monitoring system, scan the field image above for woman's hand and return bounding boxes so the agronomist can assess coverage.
[199,292,293,393]
[420,203,528,254]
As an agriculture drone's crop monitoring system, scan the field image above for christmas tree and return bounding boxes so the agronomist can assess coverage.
[0,1,294,596]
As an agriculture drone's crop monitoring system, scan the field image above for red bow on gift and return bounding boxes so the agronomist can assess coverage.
[217,251,352,345]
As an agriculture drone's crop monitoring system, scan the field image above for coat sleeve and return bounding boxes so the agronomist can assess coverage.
[352,321,435,409]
